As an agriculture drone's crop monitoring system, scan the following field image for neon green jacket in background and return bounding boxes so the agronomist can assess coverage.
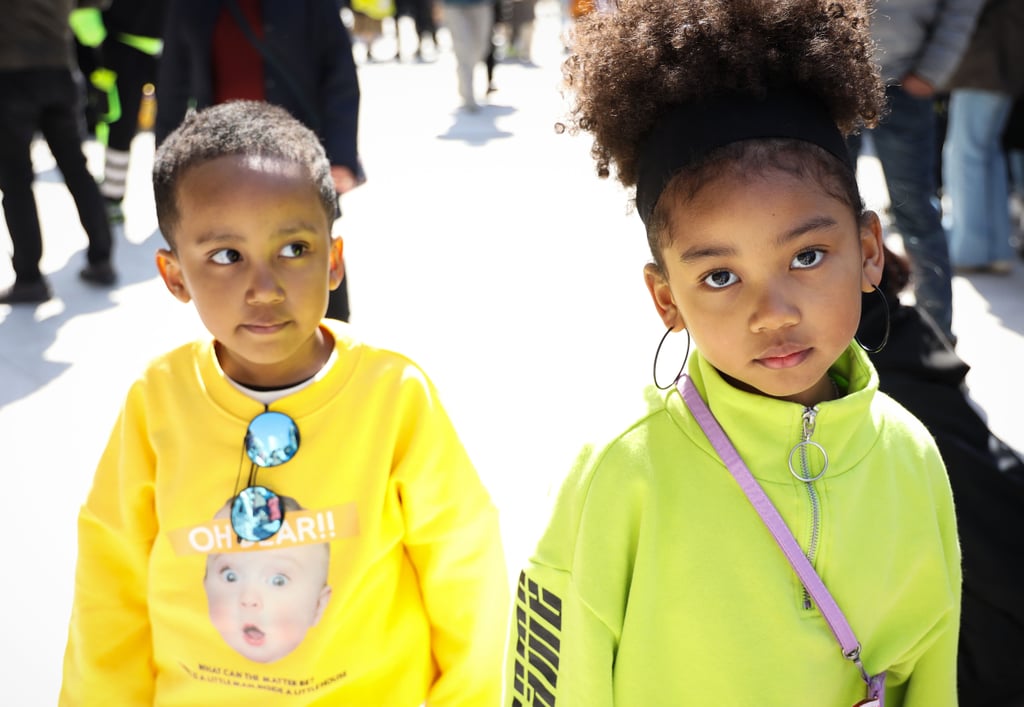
[507,344,960,705]
[62,320,509,706]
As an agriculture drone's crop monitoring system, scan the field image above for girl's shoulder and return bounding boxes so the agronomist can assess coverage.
[870,389,940,448]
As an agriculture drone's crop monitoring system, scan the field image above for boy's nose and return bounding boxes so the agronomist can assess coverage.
[749,286,800,332]
[246,264,285,305]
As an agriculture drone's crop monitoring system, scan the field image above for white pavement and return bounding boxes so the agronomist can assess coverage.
[1,5,1022,703]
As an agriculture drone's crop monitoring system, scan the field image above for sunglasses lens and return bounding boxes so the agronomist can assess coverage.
[232,486,285,542]
[245,411,300,467]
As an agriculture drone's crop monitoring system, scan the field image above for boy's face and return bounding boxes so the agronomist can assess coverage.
[645,168,883,407]
[157,155,343,388]
[204,545,331,663]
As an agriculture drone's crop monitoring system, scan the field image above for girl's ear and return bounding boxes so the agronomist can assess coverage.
[327,236,345,290]
[643,263,686,331]
[156,249,192,303]
[859,211,885,292]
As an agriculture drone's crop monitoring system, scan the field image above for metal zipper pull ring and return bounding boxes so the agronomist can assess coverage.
[788,440,828,482]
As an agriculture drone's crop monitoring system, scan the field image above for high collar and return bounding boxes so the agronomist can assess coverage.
[667,344,883,484]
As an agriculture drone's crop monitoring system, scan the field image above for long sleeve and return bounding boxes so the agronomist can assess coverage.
[504,445,625,707]
[313,0,362,177]
[900,442,963,705]
[393,373,509,706]
[912,0,984,89]
[60,383,158,705]
[154,0,201,147]
[506,564,615,707]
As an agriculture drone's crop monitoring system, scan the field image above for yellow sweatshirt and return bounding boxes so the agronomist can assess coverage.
[61,321,509,706]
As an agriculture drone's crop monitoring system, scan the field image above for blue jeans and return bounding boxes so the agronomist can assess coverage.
[849,86,953,341]
[943,88,1014,267]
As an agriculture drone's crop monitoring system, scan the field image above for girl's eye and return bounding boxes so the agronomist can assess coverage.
[220,568,238,583]
[792,249,824,269]
[703,270,738,289]
[210,249,241,265]
[269,574,289,587]
[280,243,307,258]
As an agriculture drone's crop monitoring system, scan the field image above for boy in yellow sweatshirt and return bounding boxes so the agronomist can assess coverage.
[60,100,508,706]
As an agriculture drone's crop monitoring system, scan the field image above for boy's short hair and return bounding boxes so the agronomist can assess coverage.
[153,101,337,248]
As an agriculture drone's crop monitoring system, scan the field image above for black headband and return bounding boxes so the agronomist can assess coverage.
[634,90,853,229]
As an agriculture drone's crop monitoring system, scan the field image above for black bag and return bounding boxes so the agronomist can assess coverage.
[860,282,1024,706]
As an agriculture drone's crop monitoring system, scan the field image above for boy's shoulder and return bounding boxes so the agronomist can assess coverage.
[136,337,209,385]
[323,320,433,382]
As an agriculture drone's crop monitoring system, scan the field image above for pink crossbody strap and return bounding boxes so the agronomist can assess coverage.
[678,375,885,701]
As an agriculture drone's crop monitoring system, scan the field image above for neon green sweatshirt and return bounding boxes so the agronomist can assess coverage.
[507,345,960,705]
[61,321,509,706]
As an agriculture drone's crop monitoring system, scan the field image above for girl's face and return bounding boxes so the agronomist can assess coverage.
[645,168,883,407]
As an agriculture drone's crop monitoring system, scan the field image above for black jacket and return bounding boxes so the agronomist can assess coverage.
[102,0,166,39]
[861,284,1024,706]
[0,0,108,71]
[155,0,361,176]
[947,0,1024,95]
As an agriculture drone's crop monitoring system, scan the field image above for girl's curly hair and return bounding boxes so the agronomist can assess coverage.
[563,0,883,187]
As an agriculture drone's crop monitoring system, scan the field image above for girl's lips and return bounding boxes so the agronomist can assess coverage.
[756,348,811,369]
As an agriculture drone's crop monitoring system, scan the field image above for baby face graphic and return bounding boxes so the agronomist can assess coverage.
[204,542,332,663]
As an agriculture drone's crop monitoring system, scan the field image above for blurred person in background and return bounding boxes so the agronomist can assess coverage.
[70,0,167,227]
[848,0,983,345]
[155,0,364,321]
[440,0,493,111]
[0,0,118,306]
[942,0,1024,275]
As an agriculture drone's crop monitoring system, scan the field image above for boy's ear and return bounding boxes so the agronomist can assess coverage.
[327,236,345,291]
[156,249,192,303]
[643,263,686,331]
[859,210,885,292]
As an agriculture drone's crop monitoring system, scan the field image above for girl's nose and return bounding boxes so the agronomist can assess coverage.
[749,285,800,332]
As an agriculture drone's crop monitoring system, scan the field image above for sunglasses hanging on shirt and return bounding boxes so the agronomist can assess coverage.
[231,409,300,542]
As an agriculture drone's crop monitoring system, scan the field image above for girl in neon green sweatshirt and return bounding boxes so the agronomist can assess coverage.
[506,1,961,704]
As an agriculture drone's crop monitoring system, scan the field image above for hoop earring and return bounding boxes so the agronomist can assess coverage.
[855,285,891,354]
[653,327,691,390]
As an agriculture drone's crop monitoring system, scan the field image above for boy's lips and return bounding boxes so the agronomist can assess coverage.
[241,320,289,334]
[755,345,811,369]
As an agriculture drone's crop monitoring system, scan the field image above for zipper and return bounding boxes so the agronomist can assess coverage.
[795,405,823,610]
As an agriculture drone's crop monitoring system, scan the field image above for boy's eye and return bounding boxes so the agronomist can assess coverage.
[220,568,239,583]
[792,249,824,269]
[269,574,289,587]
[210,248,241,265]
[703,270,738,289]
[280,243,307,258]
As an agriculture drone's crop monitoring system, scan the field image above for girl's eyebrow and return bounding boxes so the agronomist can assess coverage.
[774,215,838,246]
[679,215,839,263]
[680,244,735,262]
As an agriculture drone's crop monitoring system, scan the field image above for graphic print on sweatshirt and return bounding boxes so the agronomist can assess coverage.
[511,570,563,706]
[166,496,359,694]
